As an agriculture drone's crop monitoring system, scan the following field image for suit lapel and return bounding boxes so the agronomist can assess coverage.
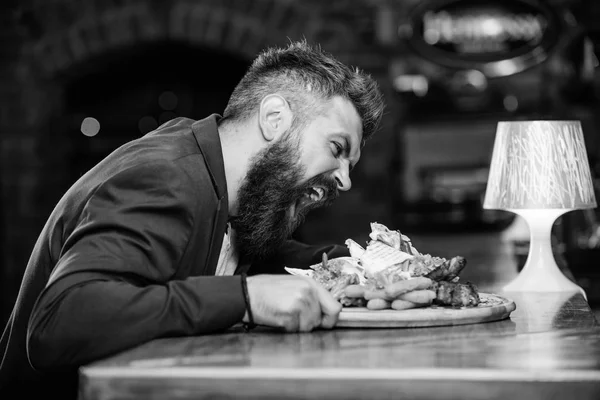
[191,115,228,201]
[191,115,230,275]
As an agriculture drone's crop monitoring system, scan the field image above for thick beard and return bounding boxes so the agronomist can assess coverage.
[230,136,339,261]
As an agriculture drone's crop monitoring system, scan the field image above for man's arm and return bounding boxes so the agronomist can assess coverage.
[27,161,246,369]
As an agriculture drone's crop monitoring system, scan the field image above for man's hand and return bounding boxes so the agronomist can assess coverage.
[244,275,342,332]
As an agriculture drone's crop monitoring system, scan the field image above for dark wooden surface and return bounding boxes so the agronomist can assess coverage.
[79,232,600,400]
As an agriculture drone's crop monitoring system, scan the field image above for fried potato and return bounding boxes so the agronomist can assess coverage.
[363,288,391,301]
[344,279,436,311]
[366,298,391,310]
[344,284,366,298]
[395,289,436,305]
[384,277,433,298]
[390,299,420,310]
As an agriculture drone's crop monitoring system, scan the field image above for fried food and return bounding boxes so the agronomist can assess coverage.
[309,257,366,307]
[286,222,480,309]
[366,298,392,310]
[425,256,467,282]
[431,281,480,307]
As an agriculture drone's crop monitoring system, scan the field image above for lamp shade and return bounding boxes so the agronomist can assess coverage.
[484,121,597,210]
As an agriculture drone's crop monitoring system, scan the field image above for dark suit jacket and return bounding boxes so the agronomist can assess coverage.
[0,115,349,399]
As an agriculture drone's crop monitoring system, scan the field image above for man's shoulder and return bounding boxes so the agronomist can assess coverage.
[53,115,222,223]
[64,125,210,207]
[146,117,197,136]
[101,117,211,177]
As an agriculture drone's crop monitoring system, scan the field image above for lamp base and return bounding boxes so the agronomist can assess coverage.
[502,259,586,297]
[502,209,587,300]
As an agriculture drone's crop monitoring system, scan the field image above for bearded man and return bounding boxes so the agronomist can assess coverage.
[0,40,385,398]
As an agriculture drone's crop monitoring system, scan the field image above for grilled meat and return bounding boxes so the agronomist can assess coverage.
[424,256,467,282]
[431,281,480,307]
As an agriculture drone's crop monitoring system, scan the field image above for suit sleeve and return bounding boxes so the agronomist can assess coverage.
[27,161,246,370]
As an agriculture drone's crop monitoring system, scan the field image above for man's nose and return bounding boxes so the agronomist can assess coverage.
[333,162,352,191]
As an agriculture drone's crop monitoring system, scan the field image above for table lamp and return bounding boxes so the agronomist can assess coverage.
[483,121,597,296]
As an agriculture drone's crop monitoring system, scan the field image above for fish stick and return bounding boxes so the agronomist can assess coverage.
[395,290,436,305]
[366,298,391,310]
[363,288,391,301]
[384,277,433,298]
[344,284,366,298]
[391,299,421,310]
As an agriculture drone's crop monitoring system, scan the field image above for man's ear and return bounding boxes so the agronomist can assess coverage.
[258,94,293,142]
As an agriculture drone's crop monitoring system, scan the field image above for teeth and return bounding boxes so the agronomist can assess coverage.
[310,187,324,202]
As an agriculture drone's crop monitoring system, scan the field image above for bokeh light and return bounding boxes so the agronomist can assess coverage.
[159,111,177,125]
[158,91,178,110]
[503,95,519,112]
[80,117,101,137]
[138,116,158,134]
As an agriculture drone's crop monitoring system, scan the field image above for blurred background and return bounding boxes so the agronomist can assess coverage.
[1,0,600,328]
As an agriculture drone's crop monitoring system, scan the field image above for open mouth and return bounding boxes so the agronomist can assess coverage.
[306,186,325,203]
[291,187,326,218]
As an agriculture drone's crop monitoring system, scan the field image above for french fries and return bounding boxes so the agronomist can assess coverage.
[344,278,435,311]
[384,277,433,298]
[366,298,391,310]
[391,299,419,310]
[395,290,436,305]
[344,284,365,298]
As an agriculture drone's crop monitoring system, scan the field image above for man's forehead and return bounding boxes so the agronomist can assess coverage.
[322,96,360,126]
[327,97,363,144]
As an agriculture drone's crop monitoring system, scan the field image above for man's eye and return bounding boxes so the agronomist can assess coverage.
[332,142,343,156]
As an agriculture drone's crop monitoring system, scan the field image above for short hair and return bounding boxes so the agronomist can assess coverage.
[220,40,385,144]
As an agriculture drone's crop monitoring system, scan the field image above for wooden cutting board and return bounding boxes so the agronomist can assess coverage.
[336,293,516,328]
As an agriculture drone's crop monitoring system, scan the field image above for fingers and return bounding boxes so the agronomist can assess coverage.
[297,289,322,333]
[312,281,343,329]
[246,275,342,333]
[281,312,301,333]
[278,278,341,332]
[253,275,435,333]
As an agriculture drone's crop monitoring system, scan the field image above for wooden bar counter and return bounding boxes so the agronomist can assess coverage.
[79,233,600,400]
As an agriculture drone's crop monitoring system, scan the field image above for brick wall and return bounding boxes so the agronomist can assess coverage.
[0,0,395,326]
[0,1,43,325]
